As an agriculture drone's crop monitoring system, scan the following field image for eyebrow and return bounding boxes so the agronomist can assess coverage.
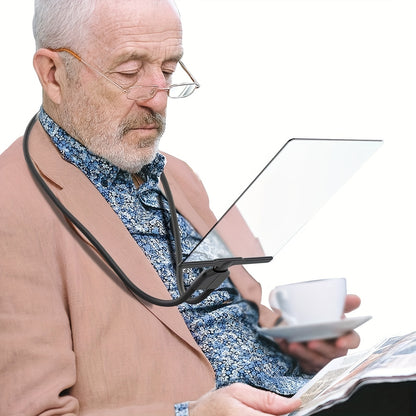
[110,50,184,68]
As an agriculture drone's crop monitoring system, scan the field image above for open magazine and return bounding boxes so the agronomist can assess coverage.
[285,331,416,416]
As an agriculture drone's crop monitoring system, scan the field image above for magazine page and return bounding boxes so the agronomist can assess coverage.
[286,331,416,416]
[359,331,416,379]
[287,350,376,416]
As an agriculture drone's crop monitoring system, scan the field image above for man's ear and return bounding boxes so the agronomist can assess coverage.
[33,49,67,105]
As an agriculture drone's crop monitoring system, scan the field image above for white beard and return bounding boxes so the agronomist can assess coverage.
[59,88,166,173]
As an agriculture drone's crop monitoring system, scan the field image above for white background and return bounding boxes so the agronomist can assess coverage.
[1,0,415,352]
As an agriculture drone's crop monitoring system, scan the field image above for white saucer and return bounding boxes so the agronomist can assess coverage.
[257,315,372,343]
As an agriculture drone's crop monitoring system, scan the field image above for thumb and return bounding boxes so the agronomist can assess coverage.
[232,384,302,415]
[344,294,361,314]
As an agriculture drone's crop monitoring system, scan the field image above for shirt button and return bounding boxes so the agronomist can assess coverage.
[101,179,109,187]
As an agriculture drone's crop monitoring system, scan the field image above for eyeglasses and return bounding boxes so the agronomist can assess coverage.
[52,47,200,101]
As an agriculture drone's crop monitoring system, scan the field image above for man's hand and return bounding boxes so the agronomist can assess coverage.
[277,294,362,374]
[188,383,301,416]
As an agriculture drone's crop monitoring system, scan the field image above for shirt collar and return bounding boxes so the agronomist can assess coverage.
[38,107,166,189]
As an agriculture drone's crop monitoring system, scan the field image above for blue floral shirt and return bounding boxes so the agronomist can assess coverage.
[39,108,311,415]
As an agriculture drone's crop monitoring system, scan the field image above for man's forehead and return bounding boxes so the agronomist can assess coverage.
[84,0,182,59]
[91,0,181,28]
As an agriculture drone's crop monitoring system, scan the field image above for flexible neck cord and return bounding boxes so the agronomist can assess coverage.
[23,113,216,307]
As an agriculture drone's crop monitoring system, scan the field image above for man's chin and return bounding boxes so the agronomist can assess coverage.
[109,146,159,173]
[81,130,160,173]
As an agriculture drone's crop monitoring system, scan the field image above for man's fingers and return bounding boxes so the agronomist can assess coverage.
[334,330,361,350]
[279,329,361,374]
[189,383,302,416]
[227,383,302,415]
[284,342,331,374]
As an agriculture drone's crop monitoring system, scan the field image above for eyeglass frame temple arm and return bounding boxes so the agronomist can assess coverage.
[178,61,200,89]
[52,47,200,90]
[52,47,134,93]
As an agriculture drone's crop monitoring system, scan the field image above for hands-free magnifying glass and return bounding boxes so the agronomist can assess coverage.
[24,112,382,306]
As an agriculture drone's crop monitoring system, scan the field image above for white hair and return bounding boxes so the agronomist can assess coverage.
[33,0,98,50]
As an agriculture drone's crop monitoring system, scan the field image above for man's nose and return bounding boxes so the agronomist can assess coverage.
[138,70,169,112]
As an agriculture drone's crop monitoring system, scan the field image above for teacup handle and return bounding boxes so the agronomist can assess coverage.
[269,288,297,325]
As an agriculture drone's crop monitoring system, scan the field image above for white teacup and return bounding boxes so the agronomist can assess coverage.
[269,278,347,326]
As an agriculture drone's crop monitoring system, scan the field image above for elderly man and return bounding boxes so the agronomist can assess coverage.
[0,0,361,415]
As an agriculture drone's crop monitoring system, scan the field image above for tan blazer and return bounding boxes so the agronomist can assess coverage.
[0,121,277,416]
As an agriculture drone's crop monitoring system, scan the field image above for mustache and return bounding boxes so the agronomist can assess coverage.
[121,111,166,135]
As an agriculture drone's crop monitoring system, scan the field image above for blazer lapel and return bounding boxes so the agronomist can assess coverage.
[27,121,208,354]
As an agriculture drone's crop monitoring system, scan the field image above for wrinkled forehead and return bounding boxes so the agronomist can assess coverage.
[83,0,183,62]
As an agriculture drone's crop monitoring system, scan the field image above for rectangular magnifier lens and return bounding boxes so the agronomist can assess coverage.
[181,138,383,269]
